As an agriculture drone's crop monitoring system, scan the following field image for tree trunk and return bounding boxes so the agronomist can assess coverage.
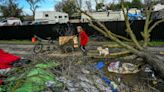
[138,51,164,79]
[32,11,35,21]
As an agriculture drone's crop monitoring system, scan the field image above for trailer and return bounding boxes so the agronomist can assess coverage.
[35,11,69,24]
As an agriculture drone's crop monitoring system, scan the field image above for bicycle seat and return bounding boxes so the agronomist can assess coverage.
[46,37,51,40]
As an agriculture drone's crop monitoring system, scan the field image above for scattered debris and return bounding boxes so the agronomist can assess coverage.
[95,61,105,70]
[108,61,140,74]
[3,63,63,92]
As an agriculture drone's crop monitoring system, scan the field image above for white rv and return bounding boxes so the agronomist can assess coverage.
[35,11,69,24]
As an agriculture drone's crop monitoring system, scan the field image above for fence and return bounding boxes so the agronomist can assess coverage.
[0,20,163,41]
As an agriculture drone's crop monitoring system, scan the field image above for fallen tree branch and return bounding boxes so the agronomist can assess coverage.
[92,51,131,58]
[143,6,153,47]
[81,9,131,42]
[121,2,143,50]
[148,18,164,33]
[78,10,140,54]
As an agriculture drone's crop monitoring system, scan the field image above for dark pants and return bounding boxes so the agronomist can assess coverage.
[80,46,87,55]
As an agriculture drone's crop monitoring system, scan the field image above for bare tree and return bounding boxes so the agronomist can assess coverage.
[78,0,164,79]
[55,0,77,16]
[75,0,82,9]
[85,0,92,12]
[26,0,43,20]
[0,0,23,17]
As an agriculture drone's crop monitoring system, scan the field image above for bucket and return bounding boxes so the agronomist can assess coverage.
[32,37,36,43]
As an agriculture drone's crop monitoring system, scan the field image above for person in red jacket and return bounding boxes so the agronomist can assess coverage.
[77,26,88,55]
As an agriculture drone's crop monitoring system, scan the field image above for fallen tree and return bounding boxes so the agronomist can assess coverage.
[78,0,164,79]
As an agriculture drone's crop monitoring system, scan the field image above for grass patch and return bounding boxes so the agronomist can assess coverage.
[0,40,33,44]
[149,41,164,46]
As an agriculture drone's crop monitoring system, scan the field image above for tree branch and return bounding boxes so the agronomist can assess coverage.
[89,20,140,54]
[82,9,131,42]
[88,21,108,37]
[143,6,153,47]
[148,18,164,33]
[121,2,143,50]
[110,33,132,42]
[77,7,140,54]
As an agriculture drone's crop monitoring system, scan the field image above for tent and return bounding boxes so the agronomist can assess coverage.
[0,49,20,69]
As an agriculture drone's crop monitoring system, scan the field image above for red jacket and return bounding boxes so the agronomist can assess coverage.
[79,31,88,46]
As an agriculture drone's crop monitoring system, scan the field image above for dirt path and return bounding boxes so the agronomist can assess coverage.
[0,44,164,57]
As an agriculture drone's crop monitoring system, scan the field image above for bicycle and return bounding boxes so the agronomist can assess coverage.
[33,35,58,54]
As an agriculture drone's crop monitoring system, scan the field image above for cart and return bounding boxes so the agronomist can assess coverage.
[33,35,78,54]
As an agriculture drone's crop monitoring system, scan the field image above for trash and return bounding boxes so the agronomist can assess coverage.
[45,81,55,87]
[122,63,136,72]
[81,68,90,74]
[57,75,115,92]
[101,76,118,92]
[144,67,152,72]
[95,61,105,70]
[108,62,139,74]
[108,61,120,73]
[101,77,111,85]
[12,59,32,67]
[0,68,10,75]
[5,63,63,92]
[0,80,3,85]
[144,66,157,80]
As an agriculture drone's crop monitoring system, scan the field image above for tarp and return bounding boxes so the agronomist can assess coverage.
[0,49,20,69]
[128,13,143,20]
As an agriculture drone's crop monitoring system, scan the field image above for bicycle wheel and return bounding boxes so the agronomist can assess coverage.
[33,43,43,54]
[64,45,74,53]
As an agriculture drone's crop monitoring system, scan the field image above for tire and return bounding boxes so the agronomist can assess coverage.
[33,43,43,54]
[64,46,74,53]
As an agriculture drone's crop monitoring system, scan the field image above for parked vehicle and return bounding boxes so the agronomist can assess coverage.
[0,17,22,26]
[0,19,8,26]
[22,21,33,25]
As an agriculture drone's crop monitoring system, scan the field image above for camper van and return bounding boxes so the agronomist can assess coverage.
[35,11,69,24]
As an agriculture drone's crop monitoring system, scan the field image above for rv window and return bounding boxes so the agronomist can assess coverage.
[45,14,49,17]
[65,16,68,18]
[55,16,57,18]
[59,16,62,18]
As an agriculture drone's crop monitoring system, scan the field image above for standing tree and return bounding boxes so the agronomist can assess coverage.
[131,0,143,9]
[26,0,43,20]
[75,0,82,10]
[0,0,23,18]
[78,0,164,79]
[54,1,63,12]
[108,1,133,10]
[85,0,92,12]
[55,0,77,17]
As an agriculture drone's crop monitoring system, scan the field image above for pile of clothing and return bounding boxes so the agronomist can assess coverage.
[108,61,140,74]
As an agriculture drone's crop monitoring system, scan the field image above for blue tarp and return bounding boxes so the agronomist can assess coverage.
[128,13,144,20]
